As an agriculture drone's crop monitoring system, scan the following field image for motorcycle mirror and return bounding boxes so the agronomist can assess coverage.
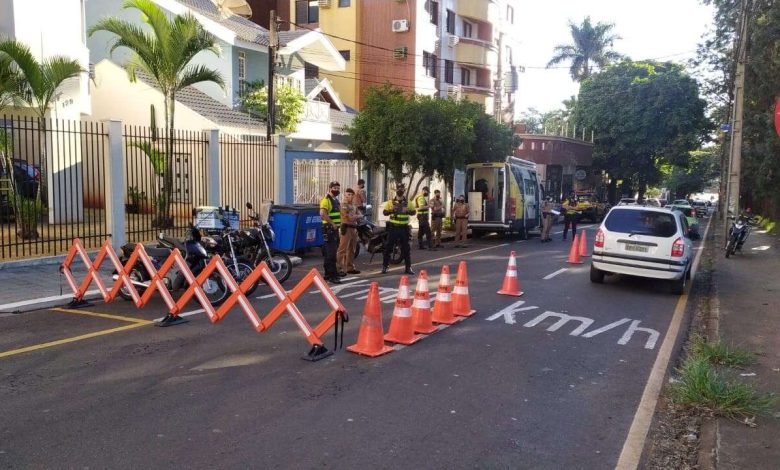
[246,202,253,210]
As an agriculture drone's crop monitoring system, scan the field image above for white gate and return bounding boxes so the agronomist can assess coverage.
[292,159,359,203]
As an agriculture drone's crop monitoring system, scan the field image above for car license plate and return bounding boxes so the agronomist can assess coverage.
[624,243,649,253]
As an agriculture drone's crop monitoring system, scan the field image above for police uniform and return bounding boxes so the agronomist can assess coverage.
[382,187,415,274]
[452,198,470,247]
[320,191,341,281]
[415,191,433,249]
[337,196,360,274]
[541,198,554,242]
[562,195,578,241]
[431,194,445,247]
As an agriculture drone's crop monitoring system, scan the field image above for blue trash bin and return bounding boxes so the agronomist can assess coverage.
[269,204,323,253]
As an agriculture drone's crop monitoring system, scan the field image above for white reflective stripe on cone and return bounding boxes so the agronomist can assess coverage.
[413,299,430,308]
[453,286,469,294]
[438,293,451,302]
[395,307,412,318]
[506,271,518,278]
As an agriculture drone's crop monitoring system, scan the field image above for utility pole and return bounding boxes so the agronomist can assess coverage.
[494,32,504,122]
[724,0,750,221]
[267,10,277,142]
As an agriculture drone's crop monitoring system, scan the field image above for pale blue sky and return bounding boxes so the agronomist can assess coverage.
[514,0,715,113]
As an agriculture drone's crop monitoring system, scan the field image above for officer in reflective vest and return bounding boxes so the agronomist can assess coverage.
[320,181,342,284]
[415,186,434,250]
[562,192,579,241]
[382,183,415,275]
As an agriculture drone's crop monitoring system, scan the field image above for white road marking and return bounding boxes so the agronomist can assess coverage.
[0,289,102,312]
[543,268,568,280]
[485,301,538,324]
[616,213,713,469]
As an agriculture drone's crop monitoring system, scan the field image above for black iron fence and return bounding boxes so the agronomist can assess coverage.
[123,125,208,244]
[219,134,276,224]
[0,115,109,259]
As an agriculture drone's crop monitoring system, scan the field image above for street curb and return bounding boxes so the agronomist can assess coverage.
[698,418,718,469]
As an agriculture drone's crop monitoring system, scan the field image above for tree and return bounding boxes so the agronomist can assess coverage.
[547,16,623,82]
[662,148,720,198]
[0,55,20,112]
[460,100,514,164]
[576,61,709,199]
[241,82,305,134]
[89,0,224,227]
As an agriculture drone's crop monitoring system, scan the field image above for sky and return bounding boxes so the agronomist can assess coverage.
[513,0,716,114]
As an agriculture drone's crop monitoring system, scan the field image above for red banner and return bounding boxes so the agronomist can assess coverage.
[775,96,780,139]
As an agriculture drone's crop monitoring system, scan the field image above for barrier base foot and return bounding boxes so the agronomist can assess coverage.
[66,298,93,309]
[155,314,189,327]
[302,344,333,362]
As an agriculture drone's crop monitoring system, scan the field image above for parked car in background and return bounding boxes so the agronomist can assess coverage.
[574,191,608,222]
[591,205,694,294]
[690,200,708,217]
[666,203,700,239]
[645,198,662,207]
[673,199,690,206]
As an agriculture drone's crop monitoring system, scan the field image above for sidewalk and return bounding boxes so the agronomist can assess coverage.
[706,220,780,468]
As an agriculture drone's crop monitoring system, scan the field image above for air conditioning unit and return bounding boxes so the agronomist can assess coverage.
[393,46,408,59]
[392,19,409,32]
[447,85,462,99]
[318,0,331,7]
[448,35,459,47]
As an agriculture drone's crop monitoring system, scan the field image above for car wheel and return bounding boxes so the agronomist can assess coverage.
[670,273,686,295]
[589,264,604,284]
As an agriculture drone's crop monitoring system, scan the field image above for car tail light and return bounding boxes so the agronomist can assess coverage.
[671,237,684,257]
[594,228,605,248]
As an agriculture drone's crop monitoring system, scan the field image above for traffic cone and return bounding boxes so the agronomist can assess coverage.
[578,230,590,257]
[497,251,524,297]
[567,233,584,264]
[431,265,458,325]
[384,276,423,345]
[452,261,475,317]
[412,270,437,334]
[347,282,394,357]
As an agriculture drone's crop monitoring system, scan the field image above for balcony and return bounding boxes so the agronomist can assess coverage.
[455,0,499,23]
[455,39,498,68]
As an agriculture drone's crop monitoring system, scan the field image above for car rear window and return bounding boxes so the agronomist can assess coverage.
[604,209,678,237]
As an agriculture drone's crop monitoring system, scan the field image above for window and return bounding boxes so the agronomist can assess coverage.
[338,0,350,6]
[429,1,439,25]
[423,52,437,78]
[339,50,351,61]
[605,209,678,238]
[461,68,471,86]
[295,0,319,24]
[304,62,319,79]
[506,5,514,24]
[444,60,453,84]
[462,21,472,38]
[446,10,455,33]
[238,51,246,94]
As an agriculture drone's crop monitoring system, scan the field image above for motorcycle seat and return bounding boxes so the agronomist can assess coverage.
[159,236,186,252]
[145,246,172,258]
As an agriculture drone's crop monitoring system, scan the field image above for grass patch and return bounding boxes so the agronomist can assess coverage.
[691,336,755,367]
[671,356,776,418]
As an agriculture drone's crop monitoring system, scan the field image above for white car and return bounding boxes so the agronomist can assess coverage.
[590,205,694,294]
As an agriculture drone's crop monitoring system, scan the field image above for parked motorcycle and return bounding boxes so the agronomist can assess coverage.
[200,228,258,296]
[115,227,229,305]
[240,202,293,283]
[354,216,402,265]
[725,212,755,258]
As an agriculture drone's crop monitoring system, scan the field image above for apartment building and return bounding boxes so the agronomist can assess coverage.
[249,0,519,120]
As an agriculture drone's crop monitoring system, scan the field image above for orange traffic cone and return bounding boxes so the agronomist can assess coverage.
[497,251,524,297]
[384,276,423,345]
[412,270,437,334]
[567,233,583,264]
[452,261,475,317]
[578,230,590,257]
[347,282,394,357]
[431,265,458,325]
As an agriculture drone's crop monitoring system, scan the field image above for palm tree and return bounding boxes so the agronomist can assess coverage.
[547,16,622,82]
[0,38,84,238]
[89,0,225,227]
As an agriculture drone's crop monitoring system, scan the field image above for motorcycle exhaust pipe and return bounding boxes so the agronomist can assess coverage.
[111,274,151,289]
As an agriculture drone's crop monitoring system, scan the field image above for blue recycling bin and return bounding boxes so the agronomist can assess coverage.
[269,204,323,252]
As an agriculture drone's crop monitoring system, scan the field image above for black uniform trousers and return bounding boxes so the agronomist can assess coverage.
[563,214,578,240]
[322,225,339,278]
[417,215,432,248]
[384,224,411,269]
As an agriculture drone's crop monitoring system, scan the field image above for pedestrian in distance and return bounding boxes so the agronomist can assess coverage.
[562,192,579,241]
[541,196,554,242]
[319,181,343,284]
[415,186,434,250]
[431,189,445,248]
[337,188,361,275]
[452,195,469,247]
[382,183,415,275]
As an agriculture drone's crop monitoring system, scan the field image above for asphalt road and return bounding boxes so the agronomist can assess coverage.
[0,223,703,469]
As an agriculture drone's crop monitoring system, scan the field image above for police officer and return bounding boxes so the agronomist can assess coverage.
[320,181,342,284]
[541,196,554,243]
[382,183,415,275]
[562,192,579,241]
[431,189,445,248]
[415,186,433,250]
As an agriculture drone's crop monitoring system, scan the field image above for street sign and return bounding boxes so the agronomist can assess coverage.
[720,123,732,132]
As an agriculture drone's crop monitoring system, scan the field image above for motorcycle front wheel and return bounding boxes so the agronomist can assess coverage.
[201,273,229,306]
[725,236,737,258]
[256,251,293,284]
[227,257,259,296]
[117,267,147,301]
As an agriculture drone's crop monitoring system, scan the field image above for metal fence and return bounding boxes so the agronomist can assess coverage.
[0,116,109,259]
[219,134,276,223]
[122,125,209,244]
[292,159,359,204]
